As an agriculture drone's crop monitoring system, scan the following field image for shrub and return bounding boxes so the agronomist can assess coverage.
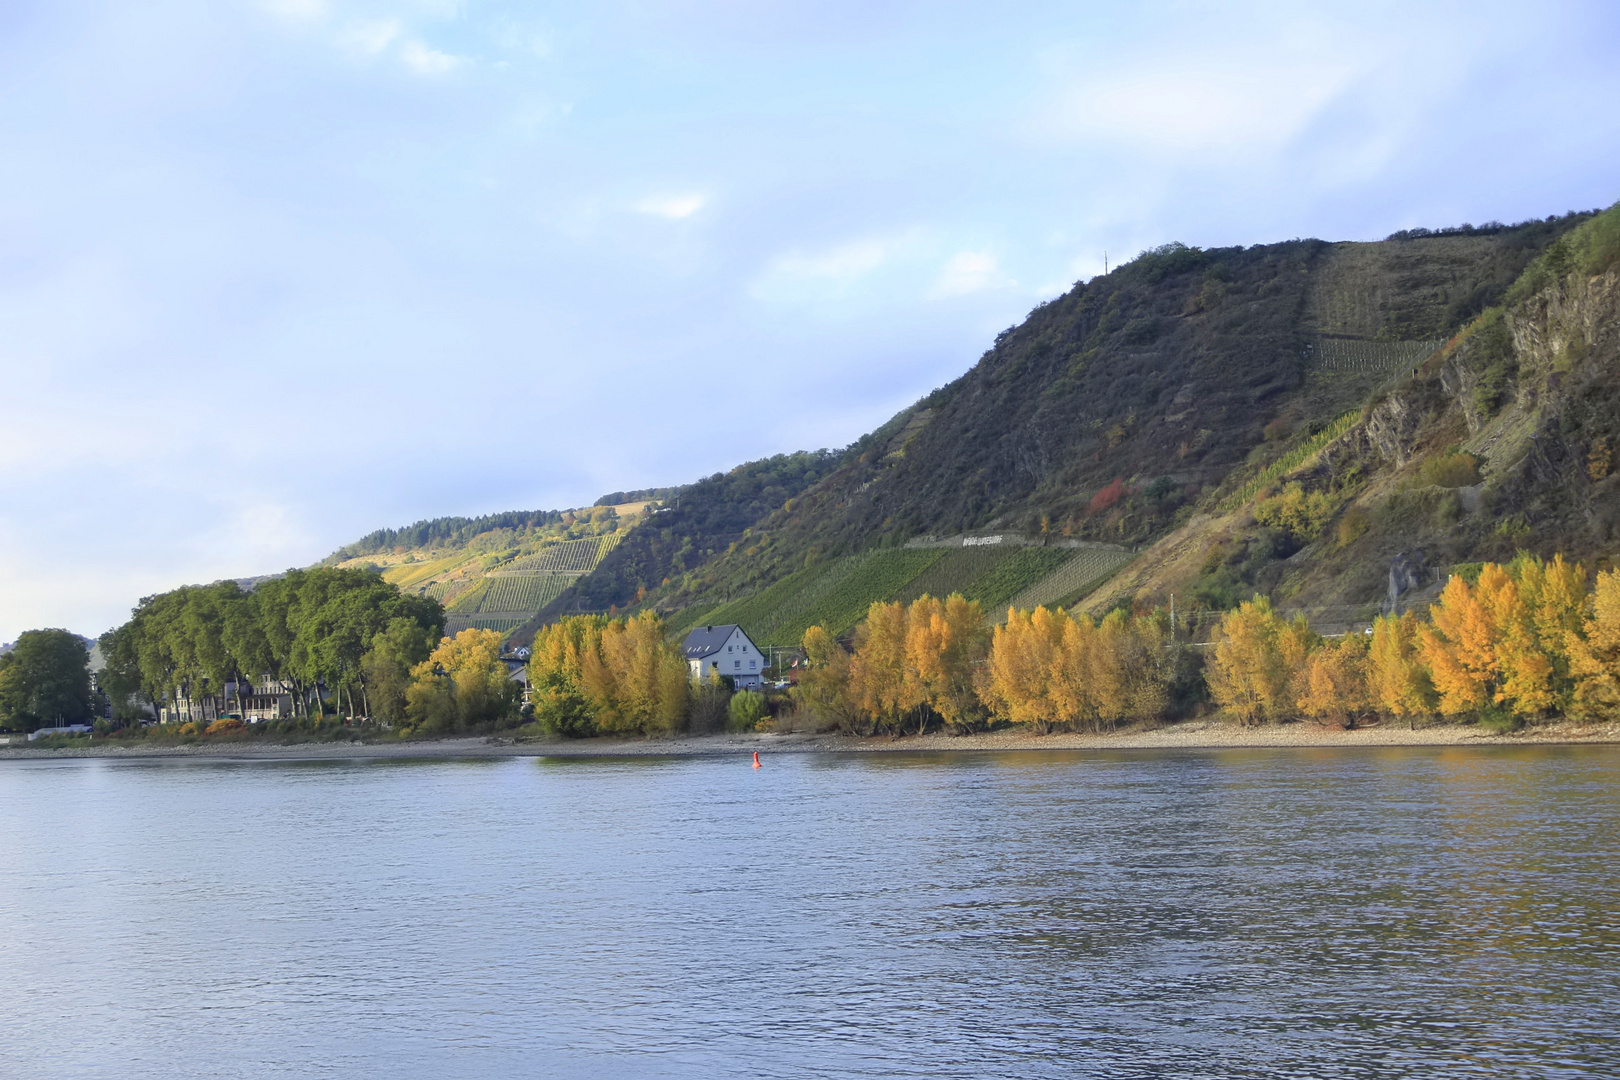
[1088,478,1129,513]
[204,718,245,736]
[688,675,732,734]
[1253,482,1335,542]
[1336,505,1370,548]
[727,690,767,731]
[1421,451,1481,488]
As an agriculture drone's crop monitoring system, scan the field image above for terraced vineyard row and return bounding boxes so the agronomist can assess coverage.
[1217,410,1359,514]
[444,579,491,614]
[1004,548,1137,613]
[382,553,467,591]
[1306,337,1441,374]
[505,534,621,574]
[444,615,529,635]
[480,574,571,613]
[677,543,1140,647]
[966,548,1078,611]
[782,550,946,641]
[891,547,1019,605]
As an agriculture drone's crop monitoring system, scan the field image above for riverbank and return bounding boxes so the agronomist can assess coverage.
[3,717,1617,761]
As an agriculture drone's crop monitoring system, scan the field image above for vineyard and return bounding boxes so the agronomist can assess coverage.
[1217,410,1360,514]
[891,547,1018,604]
[479,574,572,613]
[964,548,1079,611]
[1003,548,1136,613]
[1306,337,1442,375]
[381,553,467,591]
[505,535,621,574]
[782,549,946,641]
[666,543,1140,647]
[444,615,529,635]
[686,549,948,646]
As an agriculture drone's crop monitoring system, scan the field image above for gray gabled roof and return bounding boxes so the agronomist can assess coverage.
[682,624,749,659]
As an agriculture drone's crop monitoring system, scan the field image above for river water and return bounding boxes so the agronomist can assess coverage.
[2,747,1618,1078]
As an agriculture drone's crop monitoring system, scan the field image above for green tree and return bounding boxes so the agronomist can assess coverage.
[728,689,767,731]
[0,630,93,732]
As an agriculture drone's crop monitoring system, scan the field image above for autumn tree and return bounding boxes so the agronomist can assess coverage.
[1569,568,1620,720]
[528,614,607,736]
[1367,612,1434,724]
[903,594,986,734]
[982,606,1069,730]
[794,624,857,732]
[848,600,920,733]
[1297,633,1369,728]
[1206,597,1304,725]
[1418,572,1500,716]
[406,628,519,734]
[580,612,689,735]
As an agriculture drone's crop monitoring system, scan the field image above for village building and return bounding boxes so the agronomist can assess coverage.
[681,624,766,690]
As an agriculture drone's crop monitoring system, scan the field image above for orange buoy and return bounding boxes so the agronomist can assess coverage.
[752,751,761,769]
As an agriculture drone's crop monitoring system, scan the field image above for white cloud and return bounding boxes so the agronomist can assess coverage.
[635,193,706,220]
[768,237,895,281]
[933,250,1011,297]
[1037,58,1355,155]
[262,0,328,23]
[339,19,401,56]
[400,40,463,76]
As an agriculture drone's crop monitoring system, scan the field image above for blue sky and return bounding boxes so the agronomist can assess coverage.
[2,0,1617,641]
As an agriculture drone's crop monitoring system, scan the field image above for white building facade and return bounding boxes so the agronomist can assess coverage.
[682,624,767,690]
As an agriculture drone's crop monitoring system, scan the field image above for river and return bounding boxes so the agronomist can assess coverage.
[2,747,1617,1078]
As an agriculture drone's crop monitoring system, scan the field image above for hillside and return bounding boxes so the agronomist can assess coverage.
[337,202,1615,651]
[1085,203,1620,629]
[328,502,645,638]
[592,208,1607,638]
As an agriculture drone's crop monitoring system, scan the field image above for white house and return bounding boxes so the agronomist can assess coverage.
[682,624,766,690]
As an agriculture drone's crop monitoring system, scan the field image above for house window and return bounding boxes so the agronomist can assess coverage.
[749,660,756,669]
[734,660,741,670]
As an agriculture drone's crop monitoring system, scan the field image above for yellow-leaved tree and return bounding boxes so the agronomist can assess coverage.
[1421,562,1566,720]
[406,628,518,734]
[982,606,1068,731]
[904,594,985,734]
[983,604,1174,732]
[1206,597,1307,725]
[1297,633,1369,728]
[1367,612,1434,725]
[848,600,919,733]
[1419,571,1500,716]
[1569,568,1620,720]
[1512,553,1587,712]
[796,624,856,731]
[580,612,688,735]
[527,614,608,737]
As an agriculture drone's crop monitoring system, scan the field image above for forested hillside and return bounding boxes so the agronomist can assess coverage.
[596,208,1605,634]
[328,201,1614,651]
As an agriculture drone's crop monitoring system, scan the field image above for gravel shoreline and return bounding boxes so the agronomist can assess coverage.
[3,719,1616,762]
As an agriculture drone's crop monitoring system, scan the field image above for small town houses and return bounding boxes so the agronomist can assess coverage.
[681,624,766,690]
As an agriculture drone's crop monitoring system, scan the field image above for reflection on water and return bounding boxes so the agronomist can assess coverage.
[2,747,1618,1078]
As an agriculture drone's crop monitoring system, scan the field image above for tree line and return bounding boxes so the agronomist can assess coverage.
[785,554,1620,735]
[98,567,445,726]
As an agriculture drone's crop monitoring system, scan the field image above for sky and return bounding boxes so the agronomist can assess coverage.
[1,0,1618,641]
